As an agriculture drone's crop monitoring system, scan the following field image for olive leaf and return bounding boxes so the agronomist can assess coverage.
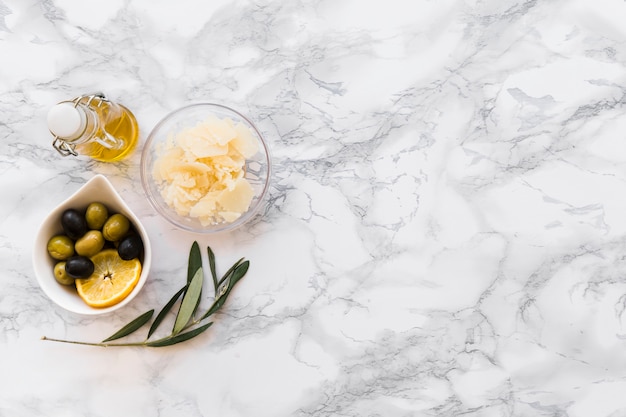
[147,286,185,339]
[217,257,245,288]
[187,241,202,283]
[207,246,218,292]
[228,260,249,288]
[102,309,154,343]
[172,267,203,335]
[187,241,204,318]
[146,322,213,347]
[200,261,249,320]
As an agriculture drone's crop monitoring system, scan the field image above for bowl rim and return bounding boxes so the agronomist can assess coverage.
[140,102,272,234]
[32,174,152,315]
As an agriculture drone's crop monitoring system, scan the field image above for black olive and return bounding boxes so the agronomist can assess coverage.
[65,255,95,278]
[61,208,88,240]
[117,234,143,260]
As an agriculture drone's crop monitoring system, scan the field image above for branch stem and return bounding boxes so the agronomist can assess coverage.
[41,336,145,347]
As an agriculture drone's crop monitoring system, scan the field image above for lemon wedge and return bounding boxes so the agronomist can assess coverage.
[76,249,142,308]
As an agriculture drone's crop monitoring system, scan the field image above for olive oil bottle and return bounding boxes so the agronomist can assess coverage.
[47,93,139,162]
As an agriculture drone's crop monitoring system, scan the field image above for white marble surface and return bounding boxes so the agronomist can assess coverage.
[3,0,626,415]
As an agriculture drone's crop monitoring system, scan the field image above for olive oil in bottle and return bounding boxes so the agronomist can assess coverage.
[47,93,139,162]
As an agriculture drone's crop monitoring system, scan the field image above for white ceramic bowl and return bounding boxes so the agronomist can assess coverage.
[140,103,271,233]
[33,174,152,315]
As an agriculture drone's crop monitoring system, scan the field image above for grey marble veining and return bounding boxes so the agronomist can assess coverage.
[2,0,626,416]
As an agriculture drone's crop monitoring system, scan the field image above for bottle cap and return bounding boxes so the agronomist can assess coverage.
[47,102,87,140]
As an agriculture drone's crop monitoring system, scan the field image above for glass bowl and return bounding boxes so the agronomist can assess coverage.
[140,103,271,233]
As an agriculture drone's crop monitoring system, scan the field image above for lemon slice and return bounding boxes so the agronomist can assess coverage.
[76,249,142,308]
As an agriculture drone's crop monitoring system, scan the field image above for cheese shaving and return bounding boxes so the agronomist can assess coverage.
[152,116,259,226]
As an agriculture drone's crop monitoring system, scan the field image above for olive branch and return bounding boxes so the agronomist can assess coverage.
[42,241,249,347]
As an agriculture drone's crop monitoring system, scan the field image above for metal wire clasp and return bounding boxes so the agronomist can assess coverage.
[76,92,108,108]
[51,92,109,157]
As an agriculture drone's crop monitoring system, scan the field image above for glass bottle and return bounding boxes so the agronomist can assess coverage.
[47,92,139,162]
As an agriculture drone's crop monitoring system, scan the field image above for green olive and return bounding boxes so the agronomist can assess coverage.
[53,262,75,286]
[47,235,75,260]
[102,213,130,241]
[85,202,109,230]
[74,230,105,257]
